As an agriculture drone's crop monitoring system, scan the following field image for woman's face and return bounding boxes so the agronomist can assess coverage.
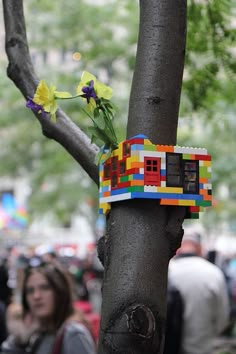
[25,271,55,324]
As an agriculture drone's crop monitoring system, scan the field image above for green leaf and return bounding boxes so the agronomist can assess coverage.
[94,114,106,130]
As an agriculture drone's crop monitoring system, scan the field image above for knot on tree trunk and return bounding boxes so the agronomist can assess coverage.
[102,303,162,353]
[126,304,155,338]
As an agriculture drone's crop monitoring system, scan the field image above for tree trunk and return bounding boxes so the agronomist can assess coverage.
[2,0,188,352]
[98,1,187,353]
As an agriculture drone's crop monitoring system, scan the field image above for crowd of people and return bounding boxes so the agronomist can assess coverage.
[0,246,101,354]
[0,232,236,353]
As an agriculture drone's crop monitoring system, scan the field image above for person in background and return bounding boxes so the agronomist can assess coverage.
[169,230,230,354]
[0,259,12,346]
[0,263,96,354]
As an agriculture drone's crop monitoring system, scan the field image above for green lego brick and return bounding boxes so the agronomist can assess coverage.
[196,200,212,207]
[144,144,157,151]
[199,167,209,178]
[127,186,144,192]
[190,213,199,219]
[183,154,191,159]
[120,175,130,182]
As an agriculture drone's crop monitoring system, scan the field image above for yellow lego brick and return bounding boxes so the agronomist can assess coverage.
[178,200,196,206]
[157,187,183,193]
[101,180,110,187]
[144,139,153,145]
[126,156,138,169]
[203,160,211,167]
[100,202,111,215]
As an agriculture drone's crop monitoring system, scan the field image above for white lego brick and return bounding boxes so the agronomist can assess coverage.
[140,168,144,174]
[140,151,165,161]
[161,162,166,170]
[174,146,207,155]
[144,185,157,192]
[203,183,212,190]
[100,193,131,203]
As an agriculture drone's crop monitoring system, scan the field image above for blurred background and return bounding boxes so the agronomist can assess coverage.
[0,0,236,320]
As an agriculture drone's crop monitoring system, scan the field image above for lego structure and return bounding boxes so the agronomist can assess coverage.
[99,135,212,219]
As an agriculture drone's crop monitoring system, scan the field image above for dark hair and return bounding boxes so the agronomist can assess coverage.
[22,263,74,330]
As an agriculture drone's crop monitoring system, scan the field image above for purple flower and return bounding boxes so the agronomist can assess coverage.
[81,80,97,103]
[26,98,46,117]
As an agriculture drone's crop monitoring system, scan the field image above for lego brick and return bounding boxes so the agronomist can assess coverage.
[161,181,166,187]
[131,191,162,199]
[128,186,144,192]
[140,168,144,174]
[120,175,130,182]
[130,180,144,186]
[100,193,131,203]
[175,147,207,155]
[101,185,110,192]
[131,144,144,151]
[140,151,165,161]
[131,161,144,169]
[199,167,210,178]
[132,174,145,180]
[110,188,129,195]
[144,139,153,145]
[156,145,174,152]
[195,200,212,207]
[157,187,183,193]
[189,213,199,219]
[178,200,197,206]
[117,181,131,189]
[160,199,180,205]
[160,169,166,176]
[195,154,211,161]
[103,191,110,197]
[189,206,200,212]
[127,167,140,175]
[199,177,208,184]
[144,186,158,193]
[183,154,191,159]
[160,176,166,182]
[144,144,157,151]
[199,160,211,167]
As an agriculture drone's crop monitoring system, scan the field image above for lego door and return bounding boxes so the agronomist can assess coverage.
[144,157,161,186]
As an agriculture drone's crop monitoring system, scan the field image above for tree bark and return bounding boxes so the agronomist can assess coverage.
[98,1,187,353]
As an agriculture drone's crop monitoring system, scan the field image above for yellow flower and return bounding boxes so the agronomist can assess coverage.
[77,71,113,105]
[33,80,71,121]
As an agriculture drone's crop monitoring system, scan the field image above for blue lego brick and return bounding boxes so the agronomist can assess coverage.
[132,174,144,180]
[131,192,162,199]
[131,144,144,151]
[131,192,203,200]
[160,170,166,176]
[110,188,129,195]
[102,185,110,192]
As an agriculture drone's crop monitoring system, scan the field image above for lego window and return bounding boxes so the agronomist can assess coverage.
[111,157,118,172]
[123,142,131,157]
[183,160,199,194]
[111,174,118,188]
[166,153,182,187]
[120,160,126,175]
[145,159,158,172]
[104,163,111,179]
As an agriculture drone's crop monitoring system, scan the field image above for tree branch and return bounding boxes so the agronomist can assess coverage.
[2,0,99,186]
